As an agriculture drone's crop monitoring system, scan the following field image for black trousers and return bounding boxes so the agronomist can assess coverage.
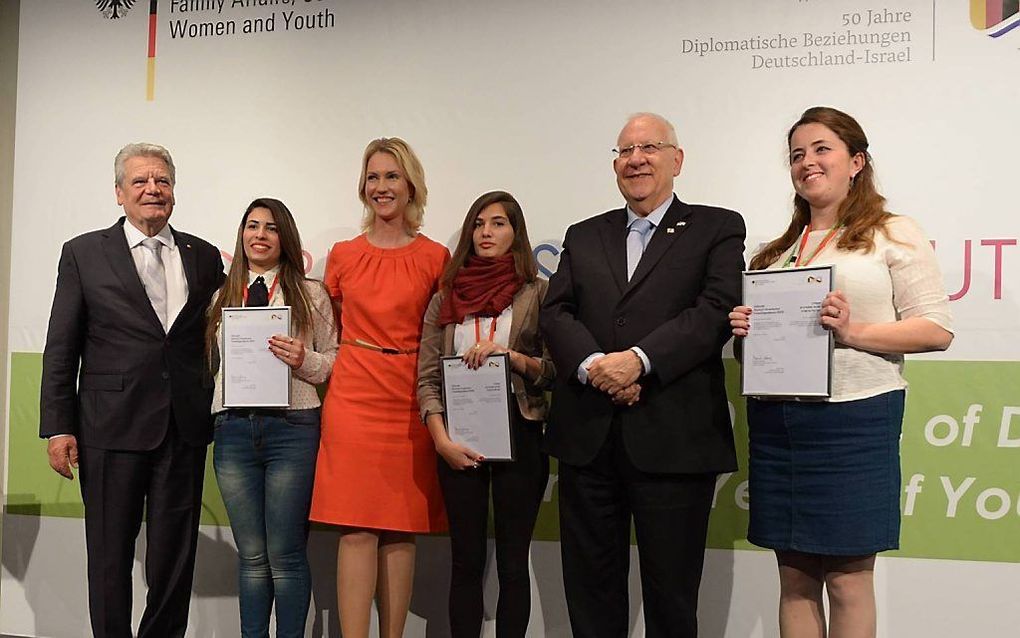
[559,416,715,638]
[78,422,207,638]
[436,416,550,638]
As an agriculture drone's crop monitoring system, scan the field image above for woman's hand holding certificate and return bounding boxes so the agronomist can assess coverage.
[441,353,515,461]
[268,333,305,369]
[737,265,834,398]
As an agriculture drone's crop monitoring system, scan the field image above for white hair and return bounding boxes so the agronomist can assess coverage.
[624,112,680,147]
[114,142,176,186]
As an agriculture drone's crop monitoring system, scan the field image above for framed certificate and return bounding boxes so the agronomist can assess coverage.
[440,353,515,461]
[221,306,292,408]
[740,265,834,398]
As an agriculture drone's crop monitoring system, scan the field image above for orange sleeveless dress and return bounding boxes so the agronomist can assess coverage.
[309,234,449,532]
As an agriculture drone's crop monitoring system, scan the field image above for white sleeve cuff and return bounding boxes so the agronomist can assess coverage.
[577,352,605,384]
[630,347,651,375]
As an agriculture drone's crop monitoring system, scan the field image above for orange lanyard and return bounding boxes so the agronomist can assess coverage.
[242,274,279,305]
[784,224,841,268]
[474,316,498,343]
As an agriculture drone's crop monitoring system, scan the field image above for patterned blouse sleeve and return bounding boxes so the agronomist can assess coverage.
[294,281,339,385]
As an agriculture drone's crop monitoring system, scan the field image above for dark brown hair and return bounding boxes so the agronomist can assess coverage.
[205,198,319,366]
[440,191,538,290]
[750,106,894,270]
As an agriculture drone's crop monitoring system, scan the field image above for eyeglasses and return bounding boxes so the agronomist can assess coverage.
[612,142,676,159]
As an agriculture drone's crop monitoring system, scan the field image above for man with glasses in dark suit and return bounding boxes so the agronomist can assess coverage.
[541,113,745,638]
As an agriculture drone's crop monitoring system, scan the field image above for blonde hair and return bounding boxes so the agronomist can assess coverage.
[357,137,428,233]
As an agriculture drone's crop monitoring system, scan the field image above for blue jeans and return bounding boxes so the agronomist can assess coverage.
[213,408,320,638]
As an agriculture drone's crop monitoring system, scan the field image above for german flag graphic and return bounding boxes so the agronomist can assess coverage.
[971,0,1020,37]
[146,0,157,100]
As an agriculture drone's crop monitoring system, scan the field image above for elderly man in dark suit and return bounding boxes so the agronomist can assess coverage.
[40,143,224,638]
[540,113,745,638]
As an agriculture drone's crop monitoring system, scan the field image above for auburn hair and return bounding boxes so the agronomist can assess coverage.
[751,106,895,270]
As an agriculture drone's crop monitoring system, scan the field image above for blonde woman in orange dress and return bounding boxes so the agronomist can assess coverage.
[309,138,449,638]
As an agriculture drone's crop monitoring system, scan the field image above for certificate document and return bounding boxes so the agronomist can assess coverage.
[741,265,834,398]
[441,353,514,461]
[222,306,291,408]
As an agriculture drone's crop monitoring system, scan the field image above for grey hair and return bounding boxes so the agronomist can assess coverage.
[114,143,176,186]
[624,112,680,147]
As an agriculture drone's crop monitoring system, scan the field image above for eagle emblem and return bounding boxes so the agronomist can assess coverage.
[96,0,136,20]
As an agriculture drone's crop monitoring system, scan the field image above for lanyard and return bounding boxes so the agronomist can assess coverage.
[242,274,279,305]
[474,316,498,343]
[783,224,841,268]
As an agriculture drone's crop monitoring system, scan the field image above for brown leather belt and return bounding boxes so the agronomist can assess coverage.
[341,338,418,355]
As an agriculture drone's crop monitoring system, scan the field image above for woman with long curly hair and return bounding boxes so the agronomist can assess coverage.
[730,107,953,637]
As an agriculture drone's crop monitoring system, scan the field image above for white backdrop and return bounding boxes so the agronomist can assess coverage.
[3,0,1019,636]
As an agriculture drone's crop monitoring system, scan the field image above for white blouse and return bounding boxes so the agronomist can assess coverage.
[452,305,513,355]
[768,215,953,402]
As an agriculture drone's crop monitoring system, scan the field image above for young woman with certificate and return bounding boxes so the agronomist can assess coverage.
[206,198,338,638]
[417,190,555,638]
[729,107,953,638]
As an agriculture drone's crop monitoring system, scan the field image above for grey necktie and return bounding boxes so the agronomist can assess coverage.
[140,237,168,330]
[626,217,654,281]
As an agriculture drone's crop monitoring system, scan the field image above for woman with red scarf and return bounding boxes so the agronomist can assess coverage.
[417,190,554,638]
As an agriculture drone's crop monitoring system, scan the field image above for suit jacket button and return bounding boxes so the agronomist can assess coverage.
[161,371,170,380]
[616,317,626,327]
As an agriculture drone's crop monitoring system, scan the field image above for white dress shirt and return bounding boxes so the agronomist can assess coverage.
[49,222,189,442]
[576,195,674,383]
[123,221,189,330]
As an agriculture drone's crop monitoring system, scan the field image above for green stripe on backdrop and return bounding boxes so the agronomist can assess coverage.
[8,353,1020,562]
[6,353,227,524]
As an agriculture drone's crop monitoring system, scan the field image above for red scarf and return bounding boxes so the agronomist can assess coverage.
[438,254,522,326]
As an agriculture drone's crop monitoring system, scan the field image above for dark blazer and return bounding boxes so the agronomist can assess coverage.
[418,279,555,423]
[39,217,225,450]
[540,197,745,474]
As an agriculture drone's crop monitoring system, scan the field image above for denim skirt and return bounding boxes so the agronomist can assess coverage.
[746,390,905,556]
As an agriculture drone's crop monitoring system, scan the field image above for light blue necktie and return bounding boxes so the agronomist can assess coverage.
[626,217,654,281]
